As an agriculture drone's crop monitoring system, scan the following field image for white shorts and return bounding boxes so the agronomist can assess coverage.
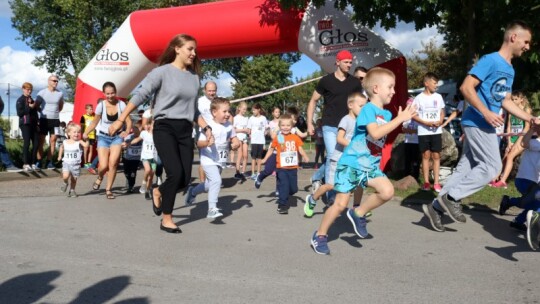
[62,162,81,178]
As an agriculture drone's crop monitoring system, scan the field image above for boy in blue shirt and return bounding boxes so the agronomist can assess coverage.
[311,67,417,255]
[423,20,538,232]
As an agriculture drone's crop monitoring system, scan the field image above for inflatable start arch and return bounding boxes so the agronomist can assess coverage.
[74,0,407,170]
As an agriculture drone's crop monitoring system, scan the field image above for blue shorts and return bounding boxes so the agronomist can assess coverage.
[333,164,385,193]
[97,133,123,148]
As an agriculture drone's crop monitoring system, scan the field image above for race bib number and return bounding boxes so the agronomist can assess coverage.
[422,110,440,122]
[127,146,141,157]
[65,151,79,161]
[366,115,387,156]
[217,144,228,164]
[280,151,298,167]
[511,124,523,134]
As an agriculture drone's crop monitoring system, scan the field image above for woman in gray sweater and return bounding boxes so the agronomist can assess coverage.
[110,34,211,233]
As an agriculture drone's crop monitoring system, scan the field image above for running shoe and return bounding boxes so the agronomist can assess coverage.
[254,178,262,189]
[433,183,442,193]
[526,210,540,250]
[311,179,322,195]
[67,190,78,198]
[311,231,330,255]
[277,206,288,214]
[47,161,55,169]
[347,208,368,238]
[87,167,97,175]
[31,164,40,171]
[139,183,147,194]
[23,165,33,172]
[61,182,68,193]
[250,173,258,180]
[437,193,466,223]
[421,182,431,191]
[304,194,316,217]
[6,166,22,173]
[207,207,223,219]
[422,202,445,232]
[491,180,508,189]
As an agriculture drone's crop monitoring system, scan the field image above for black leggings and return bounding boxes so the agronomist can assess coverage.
[20,124,39,165]
[123,158,140,189]
[153,119,194,215]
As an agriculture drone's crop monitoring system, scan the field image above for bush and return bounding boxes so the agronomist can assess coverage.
[0,117,10,133]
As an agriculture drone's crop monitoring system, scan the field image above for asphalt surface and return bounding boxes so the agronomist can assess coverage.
[0,163,538,303]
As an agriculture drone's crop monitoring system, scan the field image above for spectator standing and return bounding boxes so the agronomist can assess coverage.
[16,82,40,172]
[35,74,64,169]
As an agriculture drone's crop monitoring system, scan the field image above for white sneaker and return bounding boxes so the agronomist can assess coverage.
[23,165,33,172]
[207,208,223,219]
[139,183,147,194]
[31,164,40,171]
[61,182,68,192]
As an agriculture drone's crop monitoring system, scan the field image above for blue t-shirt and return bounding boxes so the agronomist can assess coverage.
[338,102,392,171]
[461,52,514,130]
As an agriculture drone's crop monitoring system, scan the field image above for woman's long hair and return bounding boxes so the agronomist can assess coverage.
[158,34,201,75]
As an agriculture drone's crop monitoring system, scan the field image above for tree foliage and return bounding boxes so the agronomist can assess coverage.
[279,0,540,92]
[406,39,457,89]
[10,0,193,93]
[232,54,296,112]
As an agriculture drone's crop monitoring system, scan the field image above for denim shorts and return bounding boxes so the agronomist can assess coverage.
[333,164,385,193]
[97,133,123,148]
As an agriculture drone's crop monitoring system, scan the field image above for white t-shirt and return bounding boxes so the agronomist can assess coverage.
[413,92,445,136]
[233,114,249,141]
[198,95,213,125]
[199,120,236,167]
[247,115,268,144]
[140,130,156,160]
[517,138,540,182]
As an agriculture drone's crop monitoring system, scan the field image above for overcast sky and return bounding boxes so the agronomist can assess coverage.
[0,0,442,116]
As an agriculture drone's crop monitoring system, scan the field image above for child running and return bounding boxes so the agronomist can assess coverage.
[122,121,142,194]
[130,118,157,200]
[261,113,309,214]
[233,101,250,179]
[310,67,417,255]
[185,97,240,219]
[247,103,268,180]
[57,123,89,197]
[304,93,367,217]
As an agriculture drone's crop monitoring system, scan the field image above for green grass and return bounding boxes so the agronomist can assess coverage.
[391,179,520,210]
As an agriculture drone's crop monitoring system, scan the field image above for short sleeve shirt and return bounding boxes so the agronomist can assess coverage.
[338,102,392,171]
[330,114,356,161]
[247,115,268,144]
[233,114,249,141]
[413,92,445,136]
[140,131,156,160]
[197,95,213,124]
[461,52,514,130]
[271,133,304,169]
[199,120,236,167]
[316,73,363,127]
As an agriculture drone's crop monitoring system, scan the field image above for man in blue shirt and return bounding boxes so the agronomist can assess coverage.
[423,20,537,232]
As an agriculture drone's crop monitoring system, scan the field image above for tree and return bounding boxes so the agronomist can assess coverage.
[406,39,457,89]
[279,0,540,91]
[10,0,193,93]
[232,54,294,112]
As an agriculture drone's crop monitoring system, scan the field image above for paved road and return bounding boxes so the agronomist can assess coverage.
[0,165,538,303]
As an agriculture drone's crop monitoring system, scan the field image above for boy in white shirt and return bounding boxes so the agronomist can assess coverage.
[247,103,268,180]
[185,97,241,219]
[412,72,446,192]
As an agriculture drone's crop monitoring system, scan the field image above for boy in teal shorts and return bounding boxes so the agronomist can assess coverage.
[311,67,417,255]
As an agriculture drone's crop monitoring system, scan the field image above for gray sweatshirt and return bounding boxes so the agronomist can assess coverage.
[130,64,200,121]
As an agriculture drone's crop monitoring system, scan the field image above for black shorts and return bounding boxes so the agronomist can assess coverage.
[87,138,96,146]
[39,118,60,136]
[418,134,442,153]
[250,144,264,159]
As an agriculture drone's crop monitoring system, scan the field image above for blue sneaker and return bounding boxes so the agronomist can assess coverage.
[254,178,261,189]
[347,208,368,238]
[47,161,55,169]
[185,185,196,206]
[304,194,316,217]
[311,231,329,255]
